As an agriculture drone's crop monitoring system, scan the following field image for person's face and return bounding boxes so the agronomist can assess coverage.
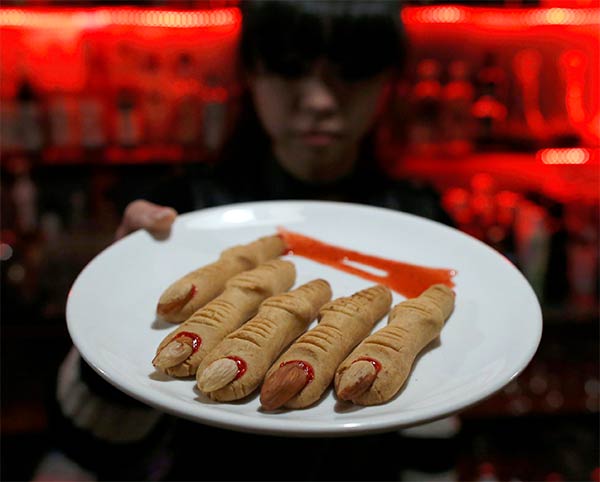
[247,59,390,182]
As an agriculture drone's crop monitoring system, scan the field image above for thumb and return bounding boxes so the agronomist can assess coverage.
[115,200,178,241]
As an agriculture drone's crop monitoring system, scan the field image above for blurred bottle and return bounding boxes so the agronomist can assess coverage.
[144,90,171,146]
[488,190,519,265]
[79,95,106,151]
[472,52,508,150]
[172,53,203,149]
[79,39,107,152]
[469,173,497,242]
[141,54,170,146]
[5,156,43,310]
[203,74,229,155]
[0,94,19,151]
[409,59,443,157]
[441,59,475,157]
[115,88,142,148]
[47,93,74,149]
[10,156,38,235]
[511,48,546,149]
[514,199,551,302]
[542,200,569,308]
[15,75,45,153]
[565,202,599,310]
[174,95,203,147]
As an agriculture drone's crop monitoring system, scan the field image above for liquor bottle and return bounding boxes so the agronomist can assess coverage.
[47,93,73,149]
[115,88,142,148]
[514,199,551,302]
[441,59,475,157]
[79,96,106,151]
[471,52,508,150]
[469,173,497,242]
[409,59,443,157]
[15,76,44,153]
[79,39,107,152]
[10,156,38,235]
[141,54,169,146]
[172,53,203,149]
[202,74,229,155]
[488,190,519,265]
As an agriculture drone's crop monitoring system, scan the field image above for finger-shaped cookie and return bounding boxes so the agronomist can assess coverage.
[157,234,286,323]
[153,259,296,377]
[260,284,392,410]
[196,279,332,402]
[335,284,455,405]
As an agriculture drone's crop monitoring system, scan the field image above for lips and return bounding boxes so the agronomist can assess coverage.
[300,130,343,146]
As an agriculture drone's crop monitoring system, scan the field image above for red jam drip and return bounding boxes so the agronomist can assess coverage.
[354,357,382,373]
[280,360,314,385]
[172,331,202,353]
[226,356,247,380]
[277,226,456,298]
[186,284,197,302]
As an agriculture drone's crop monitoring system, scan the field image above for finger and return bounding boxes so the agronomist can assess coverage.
[115,200,178,241]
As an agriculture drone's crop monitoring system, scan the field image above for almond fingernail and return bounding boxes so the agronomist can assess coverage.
[337,360,377,401]
[197,358,239,392]
[153,340,192,369]
[260,363,308,411]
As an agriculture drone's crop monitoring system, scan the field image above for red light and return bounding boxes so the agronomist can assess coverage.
[538,148,591,164]
[401,6,599,27]
[0,7,241,29]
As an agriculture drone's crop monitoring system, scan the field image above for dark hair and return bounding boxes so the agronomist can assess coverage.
[239,0,407,81]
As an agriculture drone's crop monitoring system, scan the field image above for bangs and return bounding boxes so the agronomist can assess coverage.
[240,0,406,80]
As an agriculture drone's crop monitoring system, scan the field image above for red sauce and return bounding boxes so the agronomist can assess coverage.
[186,284,198,303]
[277,226,456,298]
[172,331,201,353]
[280,360,315,385]
[226,356,247,380]
[354,357,382,373]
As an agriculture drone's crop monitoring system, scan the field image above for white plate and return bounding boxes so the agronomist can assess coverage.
[66,200,542,437]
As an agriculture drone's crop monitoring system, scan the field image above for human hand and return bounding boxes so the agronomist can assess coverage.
[115,200,178,241]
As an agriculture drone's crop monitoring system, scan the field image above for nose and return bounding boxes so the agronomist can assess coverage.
[297,75,338,118]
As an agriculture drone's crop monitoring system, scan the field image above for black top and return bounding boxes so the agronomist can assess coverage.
[143,145,453,229]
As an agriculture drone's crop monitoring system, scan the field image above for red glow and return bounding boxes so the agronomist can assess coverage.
[538,148,593,164]
[513,49,546,136]
[560,50,589,126]
[1,6,597,30]
[0,7,241,29]
[402,6,600,27]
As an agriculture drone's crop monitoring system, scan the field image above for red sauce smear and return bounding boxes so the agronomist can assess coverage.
[277,226,456,298]
[226,356,247,380]
[280,360,315,385]
[353,357,382,373]
[184,284,197,304]
[172,331,201,354]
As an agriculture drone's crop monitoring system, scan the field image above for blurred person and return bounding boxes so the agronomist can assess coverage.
[34,1,460,481]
